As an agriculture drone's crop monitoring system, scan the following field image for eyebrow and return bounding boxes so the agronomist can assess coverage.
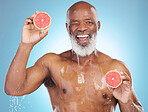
[84,18,92,21]
[70,20,79,23]
[71,19,92,22]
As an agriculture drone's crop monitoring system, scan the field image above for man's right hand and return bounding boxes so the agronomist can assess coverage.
[21,11,49,45]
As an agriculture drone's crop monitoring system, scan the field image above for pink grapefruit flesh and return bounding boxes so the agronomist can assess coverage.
[33,12,51,30]
[105,70,122,88]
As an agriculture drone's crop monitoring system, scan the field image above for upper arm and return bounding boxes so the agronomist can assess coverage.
[111,59,143,108]
[17,55,49,96]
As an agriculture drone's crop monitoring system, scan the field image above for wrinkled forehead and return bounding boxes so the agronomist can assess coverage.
[66,6,98,23]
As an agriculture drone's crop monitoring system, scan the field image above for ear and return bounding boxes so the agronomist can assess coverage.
[97,21,101,31]
[66,23,68,31]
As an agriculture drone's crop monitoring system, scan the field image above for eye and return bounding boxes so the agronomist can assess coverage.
[70,20,80,26]
[86,21,93,25]
[70,22,79,26]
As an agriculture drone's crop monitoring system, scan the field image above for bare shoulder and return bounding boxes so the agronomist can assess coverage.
[97,51,131,78]
[96,51,113,63]
[109,58,132,80]
[110,59,130,75]
[35,53,61,66]
[35,50,71,66]
[41,53,61,60]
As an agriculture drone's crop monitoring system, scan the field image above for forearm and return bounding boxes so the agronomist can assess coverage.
[119,98,144,112]
[5,42,34,95]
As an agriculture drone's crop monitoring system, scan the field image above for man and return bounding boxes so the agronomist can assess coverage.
[5,1,143,112]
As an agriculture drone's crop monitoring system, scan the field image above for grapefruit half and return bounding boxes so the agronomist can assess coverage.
[105,70,122,88]
[33,12,51,30]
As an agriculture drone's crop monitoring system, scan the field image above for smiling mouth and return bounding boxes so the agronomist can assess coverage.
[76,34,90,42]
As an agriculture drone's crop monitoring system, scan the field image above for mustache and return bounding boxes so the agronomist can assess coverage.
[74,31,92,38]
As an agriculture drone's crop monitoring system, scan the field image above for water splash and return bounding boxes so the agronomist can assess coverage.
[93,77,106,90]
[94,49,98,56]
[71,49,74,55]
[131,101,144,112]
[60,67,64,74]
[104,99,112,105]
[9,96,26,112]
[76,54,80,65]
[75,87,82,92]
[78,72,85,84]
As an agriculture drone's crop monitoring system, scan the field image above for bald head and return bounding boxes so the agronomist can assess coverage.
[68,1,96,12]
[66,1,98,24]
[66,1,100,56]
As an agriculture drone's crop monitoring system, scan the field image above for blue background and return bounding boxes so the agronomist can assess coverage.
[0,0,147,112]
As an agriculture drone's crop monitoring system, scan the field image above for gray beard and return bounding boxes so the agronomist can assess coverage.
[70,34,97,57]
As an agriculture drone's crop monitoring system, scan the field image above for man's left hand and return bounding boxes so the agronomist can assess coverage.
[108,72,132,103]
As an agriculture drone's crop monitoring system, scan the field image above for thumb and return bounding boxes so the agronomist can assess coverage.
[39,27,49,39]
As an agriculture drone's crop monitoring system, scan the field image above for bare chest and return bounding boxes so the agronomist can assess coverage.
[48,62,115,105]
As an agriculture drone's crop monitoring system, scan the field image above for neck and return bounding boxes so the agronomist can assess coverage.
[70,49,98,65]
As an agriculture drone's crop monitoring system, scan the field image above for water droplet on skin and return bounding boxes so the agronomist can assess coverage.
[78,72,85,84]
[94,49,98,56]
[71,50,74,55]
[104,99,112,105]
[94,82,100,90]
[75,87,81,92]
[60,67,64,74]
[94,77,106,90]
[76,54,80,65]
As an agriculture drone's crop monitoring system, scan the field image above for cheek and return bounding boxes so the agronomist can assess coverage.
[89,25,97,33]
[69,25,77,35]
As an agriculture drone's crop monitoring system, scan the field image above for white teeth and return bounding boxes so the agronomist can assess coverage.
[77,35,89,38]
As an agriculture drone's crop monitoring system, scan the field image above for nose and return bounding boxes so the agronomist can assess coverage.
[77,22,87,32]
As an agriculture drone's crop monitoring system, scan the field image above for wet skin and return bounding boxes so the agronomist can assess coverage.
[5,1,143,112]
[43,51,118,112]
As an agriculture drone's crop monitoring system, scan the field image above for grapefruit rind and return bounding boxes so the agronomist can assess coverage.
[33,12,51,30]
[105,70,122,88]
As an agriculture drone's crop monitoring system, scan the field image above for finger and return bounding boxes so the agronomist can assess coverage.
[35,10,40,14]
[24,18,33,25]
[121,75,129,81]
[30,11,40,20]
[122,81,131,91]
[123,80,130,84]
[121,75,131,82]
[30,14,36,20]
[39,27,49,38]
[123,80,131,87]
[120,71,130,80]
[23,24,35,30]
